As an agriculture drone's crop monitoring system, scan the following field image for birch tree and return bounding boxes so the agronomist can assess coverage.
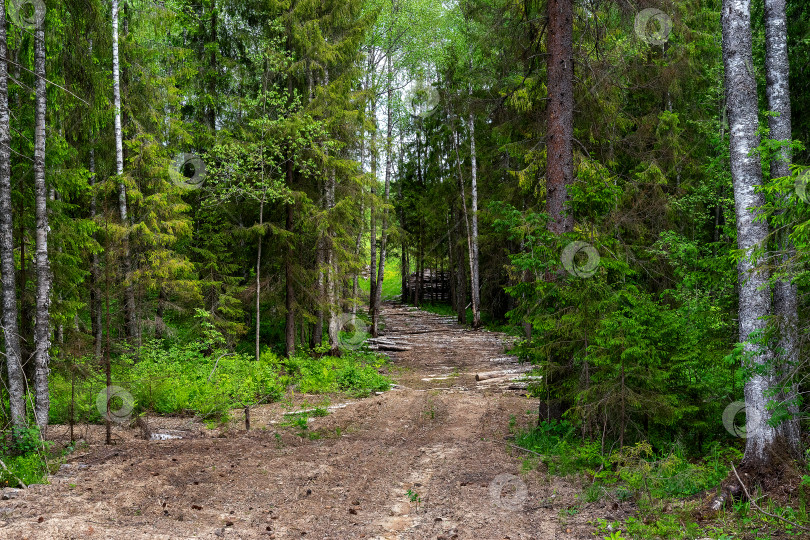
[764,0,800,455]
[112,0,138,342]
[467,71,480,328]
[721,0,777,465]
[0,3,25,429]
[33,4,51,430]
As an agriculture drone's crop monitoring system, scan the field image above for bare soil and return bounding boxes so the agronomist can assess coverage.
[0,303,609,539]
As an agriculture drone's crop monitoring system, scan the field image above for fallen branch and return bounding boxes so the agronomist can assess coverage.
[504,442,547,458]
[207,352,235,382]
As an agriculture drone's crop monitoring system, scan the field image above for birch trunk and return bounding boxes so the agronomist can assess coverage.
[0,6,25,428]
[468,110,481,328]
[324,66,339,348]
[546,0,574,235]
[764,0,800,455]
[33,16,51,430]
[721,0,777,464]
[112,0,138,342]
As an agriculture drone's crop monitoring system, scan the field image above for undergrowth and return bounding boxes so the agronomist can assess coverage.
[49,314,391,425]
[514,419,810,538]
[4,317,392,488]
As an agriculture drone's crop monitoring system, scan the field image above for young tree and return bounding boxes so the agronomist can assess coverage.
[722,0,777,465]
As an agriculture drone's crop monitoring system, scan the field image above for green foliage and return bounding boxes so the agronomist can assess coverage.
[495,202,739,452]
[517,421,738,503]
[0,426,53,488]
[0,452,50,488]
[50,321,390,424]
[282,350,391,397]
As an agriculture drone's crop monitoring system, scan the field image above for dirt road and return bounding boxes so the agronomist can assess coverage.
[0,304,596,539]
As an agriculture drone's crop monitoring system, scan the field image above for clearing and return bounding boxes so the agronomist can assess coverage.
[0,304,605,539]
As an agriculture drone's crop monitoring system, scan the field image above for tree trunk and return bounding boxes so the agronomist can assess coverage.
[0,7,24,429]
[208,0,217,130]
[722,0,777,465]
[468,110,481,327]
[112,0,138,343]
[314,232,324,347]
[326,166,340,350]
[369,126,378,334]
[90,148,102,361]
[451,205,466,324]
[546,0,574,235]
[33,17,50,430]
[285,197,295,358]
[764,0,800,456]
[452,120,477,323]
[374,54,393,335]
[255,193,265,362]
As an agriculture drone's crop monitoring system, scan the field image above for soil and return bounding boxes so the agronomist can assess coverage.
[0,303,612,539]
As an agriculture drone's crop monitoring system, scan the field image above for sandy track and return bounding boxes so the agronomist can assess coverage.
[0,303,597,539]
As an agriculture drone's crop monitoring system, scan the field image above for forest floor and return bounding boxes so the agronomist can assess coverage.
[0,303,607,539]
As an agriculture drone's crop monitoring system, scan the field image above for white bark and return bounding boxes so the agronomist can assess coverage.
[34,18,51,430]
[722,0,776,463]
[0,5,25,428]
[764,0,800,453]
[112,0,137,341]
[468,110,481,328]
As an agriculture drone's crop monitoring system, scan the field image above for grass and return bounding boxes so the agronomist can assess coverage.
[512,419,810,539]
[418,301,515,333]
[358,255,403,302]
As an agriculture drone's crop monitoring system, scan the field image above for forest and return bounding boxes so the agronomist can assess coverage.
[0,0,809,537]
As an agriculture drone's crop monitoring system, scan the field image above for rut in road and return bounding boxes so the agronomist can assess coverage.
[0,303,596,539]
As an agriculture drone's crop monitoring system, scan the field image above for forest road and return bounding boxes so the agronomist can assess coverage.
[0,303,599,539]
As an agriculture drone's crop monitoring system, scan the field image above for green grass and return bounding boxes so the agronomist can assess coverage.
[358,255,402,301]
[513,419,810,539]
[418,301,514,333]
[0,426,70,488]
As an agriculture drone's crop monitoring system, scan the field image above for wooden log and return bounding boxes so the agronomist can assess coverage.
[475,367,534,381]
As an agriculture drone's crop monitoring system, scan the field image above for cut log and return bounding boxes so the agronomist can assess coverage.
[475,367,534,381]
